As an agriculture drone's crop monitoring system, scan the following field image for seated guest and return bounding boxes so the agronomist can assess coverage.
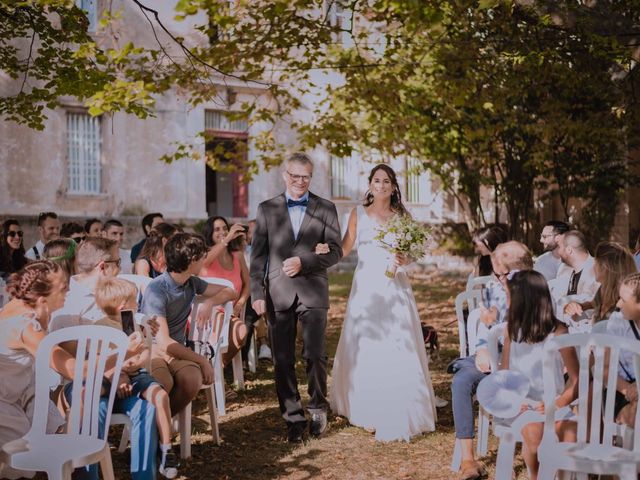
[134,223,181,278]
[200,216,249,365]
[60,221,86,244]
[25,211,60,260]
[451,241,533,480]
[84,218,103,237]
[43,238,77,278]
[142,233,236,415]
[0,261,68,479]
[501,270,579,480]
[103,219,133,274]
[131,213,164,264]
[564,242,637,327]
[93,277,178,479]
[605,273,640,428]
[471,225,507,277]
[0,219,28,280]
[533,220,571,282]
[50,236,159,480]
[548,230,600,323]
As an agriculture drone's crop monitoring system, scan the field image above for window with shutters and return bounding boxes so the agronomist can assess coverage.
[330,155,351,199]
[406,157,426,204]
[67,112,101,194]
[205,110,248,133]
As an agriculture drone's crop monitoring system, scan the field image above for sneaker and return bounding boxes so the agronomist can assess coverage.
[258,344,272,360]
[159,451,179,479]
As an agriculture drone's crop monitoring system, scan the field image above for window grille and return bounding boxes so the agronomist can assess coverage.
[67,112,101,194]
[205,110,248,133]
[331,155,351,199]
[406,157,424,204]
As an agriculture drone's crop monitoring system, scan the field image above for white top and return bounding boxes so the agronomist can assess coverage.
[606,311,640,382]
[509,332,564,402]
[119,248,133,275]
[25,240,45,260]
[548,255,600,322]
[534,251,563,282]
[49,277,103,332]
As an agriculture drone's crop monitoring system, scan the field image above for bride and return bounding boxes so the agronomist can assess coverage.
[318,164,437,441]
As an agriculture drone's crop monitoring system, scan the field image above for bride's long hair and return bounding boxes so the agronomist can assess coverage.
[363,164,408,216]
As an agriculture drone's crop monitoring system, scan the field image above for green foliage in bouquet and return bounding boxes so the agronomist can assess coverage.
[374,215,432,260]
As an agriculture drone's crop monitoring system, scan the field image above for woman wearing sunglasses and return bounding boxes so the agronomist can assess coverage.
[0,219,28,280]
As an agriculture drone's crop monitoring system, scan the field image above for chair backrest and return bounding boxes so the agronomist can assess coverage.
[542,333,640,452]
[29,325,128,441]
[191,277,235,354]
[455,290,483,357]
[117,274,153,295]
[487,322,506,372]
[590,319,609,334]
[466,275,493,292]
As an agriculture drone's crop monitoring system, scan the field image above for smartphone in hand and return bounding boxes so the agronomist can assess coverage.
[121,310,136,336]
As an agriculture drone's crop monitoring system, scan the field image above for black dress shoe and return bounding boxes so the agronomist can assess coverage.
[309,411,328,437]
[287,421,307,443]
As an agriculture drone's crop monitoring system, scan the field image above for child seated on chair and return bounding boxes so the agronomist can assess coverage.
[605,273,640,427]
[93,276,178,479]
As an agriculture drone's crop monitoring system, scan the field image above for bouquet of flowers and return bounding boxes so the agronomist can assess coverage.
[374,215,432,278]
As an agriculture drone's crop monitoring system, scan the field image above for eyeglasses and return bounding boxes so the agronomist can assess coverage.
[103,258,121,268]
[286,171,312,183]
[71,235,86,243]
[7,231,23,238]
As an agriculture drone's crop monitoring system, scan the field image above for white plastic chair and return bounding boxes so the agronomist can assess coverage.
[241,304,258,374]
[198,277,245,391]
[466,275,493,292]
[450,304,495,472]
[110,313,154,453]
[0,326,128,480]
[455,290,483,357]
[538,333,640,479]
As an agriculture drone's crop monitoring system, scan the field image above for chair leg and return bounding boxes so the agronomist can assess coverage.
[477,409,490,458]
[495,432,517,480]
[99,445,115,480]
[48,461,73,480]
[205,386,221,445]
[232,353,245,390]
[248,334,257,373]
[214,360,226,416]
[450,438,462,472]
[179,403,192,460]
[117,422,131,453]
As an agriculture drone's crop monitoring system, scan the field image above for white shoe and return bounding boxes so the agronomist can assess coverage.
[435,396,448,408]
[258,344,272,360]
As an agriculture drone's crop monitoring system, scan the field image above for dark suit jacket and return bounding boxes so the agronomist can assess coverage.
[250,192,343,311]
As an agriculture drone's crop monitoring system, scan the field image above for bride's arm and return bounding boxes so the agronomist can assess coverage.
[341,208,358,258]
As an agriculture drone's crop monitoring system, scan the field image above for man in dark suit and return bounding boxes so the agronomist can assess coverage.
[250,152,343,443]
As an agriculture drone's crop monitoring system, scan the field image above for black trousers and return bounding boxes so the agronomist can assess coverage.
[268,296,328,424]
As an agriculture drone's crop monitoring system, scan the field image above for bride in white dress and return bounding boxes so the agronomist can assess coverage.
[323,164,437,442]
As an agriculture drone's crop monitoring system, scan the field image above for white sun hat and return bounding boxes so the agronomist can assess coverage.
[477,370,531,419]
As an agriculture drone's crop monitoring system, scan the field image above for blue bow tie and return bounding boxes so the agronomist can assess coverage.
[287,198,308,208]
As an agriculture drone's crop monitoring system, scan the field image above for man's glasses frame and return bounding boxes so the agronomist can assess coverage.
[286,171,312,183]
[103,258,121,268]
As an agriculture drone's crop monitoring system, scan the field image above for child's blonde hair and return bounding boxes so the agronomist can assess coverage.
[95,277,138,317]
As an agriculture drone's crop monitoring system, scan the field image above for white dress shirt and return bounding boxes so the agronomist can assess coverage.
[285,192,309,240]
[25,240,45,260]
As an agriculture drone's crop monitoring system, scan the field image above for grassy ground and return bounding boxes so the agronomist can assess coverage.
[105,271,530,479]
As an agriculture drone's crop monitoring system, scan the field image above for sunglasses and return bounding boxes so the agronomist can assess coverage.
[71,235,86,243]
[7,231,24,238]
[103,258,122,268]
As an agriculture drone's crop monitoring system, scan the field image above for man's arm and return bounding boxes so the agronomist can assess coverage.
[298,202,343,274]
[202,282,237,304]
[250,203,269,302]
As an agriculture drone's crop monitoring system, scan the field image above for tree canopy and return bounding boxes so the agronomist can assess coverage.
[2,0,639,243]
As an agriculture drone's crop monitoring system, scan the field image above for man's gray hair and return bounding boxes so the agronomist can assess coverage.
[286,152,314,167]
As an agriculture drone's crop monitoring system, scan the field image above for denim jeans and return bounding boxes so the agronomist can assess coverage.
[451,355,488,439]
[73,395,157,480]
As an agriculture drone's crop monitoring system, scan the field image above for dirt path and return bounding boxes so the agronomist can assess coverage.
[107,271,529,479]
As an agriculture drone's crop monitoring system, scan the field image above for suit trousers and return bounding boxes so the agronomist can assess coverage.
[269,297,328,424]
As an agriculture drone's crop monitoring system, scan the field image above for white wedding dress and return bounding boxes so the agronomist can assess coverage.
[330,206,437,441]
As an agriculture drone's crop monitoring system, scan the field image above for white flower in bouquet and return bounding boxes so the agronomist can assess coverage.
[374,215,432,278]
